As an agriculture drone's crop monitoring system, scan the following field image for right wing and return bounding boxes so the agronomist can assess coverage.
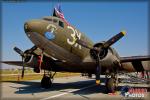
[1,47,59,68]
[1,61,31,67]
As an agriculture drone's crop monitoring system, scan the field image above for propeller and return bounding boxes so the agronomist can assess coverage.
[21,56,25,78]
[76,31,126,84]
[14,47,24,57]
[13,46,37,78]
[103,31,126,48]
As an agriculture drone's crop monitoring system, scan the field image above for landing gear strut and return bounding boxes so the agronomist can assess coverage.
[41,70,56,89]
[105,72,118,93]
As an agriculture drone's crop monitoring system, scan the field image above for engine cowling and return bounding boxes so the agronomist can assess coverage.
[23,54,41,73]
[23,54,55,73]
[90,42,108,60]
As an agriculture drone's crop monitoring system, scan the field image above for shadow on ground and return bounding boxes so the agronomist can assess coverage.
[6,77,150,96]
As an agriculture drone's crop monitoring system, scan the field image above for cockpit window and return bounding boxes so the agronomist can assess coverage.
[43,18,58,24]
[43,18,52,21]
[59,21,64,28]
[53,19,58,23]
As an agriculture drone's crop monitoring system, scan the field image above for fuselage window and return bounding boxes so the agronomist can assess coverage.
[59,21,64,28]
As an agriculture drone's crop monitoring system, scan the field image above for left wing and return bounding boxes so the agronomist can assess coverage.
[120,55,150,72]
[120,55,150,62]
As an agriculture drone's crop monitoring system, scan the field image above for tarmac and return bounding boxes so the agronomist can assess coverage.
[1,76,150,100]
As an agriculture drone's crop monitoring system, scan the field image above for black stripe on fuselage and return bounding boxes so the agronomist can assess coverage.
[132,61,144,72]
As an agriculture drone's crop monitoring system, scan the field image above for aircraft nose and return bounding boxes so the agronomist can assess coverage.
[24,20,42,33]
[24,20,56,40]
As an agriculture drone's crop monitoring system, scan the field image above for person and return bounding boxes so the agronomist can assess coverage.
[140,71,144,78]
[145,71,149,79]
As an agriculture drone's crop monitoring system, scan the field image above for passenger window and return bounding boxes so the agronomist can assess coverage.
[59,21,64,28]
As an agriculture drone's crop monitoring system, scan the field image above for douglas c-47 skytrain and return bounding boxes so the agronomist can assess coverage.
[2,5,150,93]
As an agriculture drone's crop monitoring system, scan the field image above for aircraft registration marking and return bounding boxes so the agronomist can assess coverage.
[67,26,81,49]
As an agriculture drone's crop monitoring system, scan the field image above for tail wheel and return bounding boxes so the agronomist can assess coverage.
[106,78,116,93]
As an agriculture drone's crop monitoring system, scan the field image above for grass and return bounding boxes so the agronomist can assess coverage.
[0,69,34,74]
[0,69,80,82]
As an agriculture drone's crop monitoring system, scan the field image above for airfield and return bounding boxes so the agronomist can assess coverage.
[1,75,150,100]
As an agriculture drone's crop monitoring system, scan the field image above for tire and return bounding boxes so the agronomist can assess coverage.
[88,74,92,78]
[41,76,52,89]
[106,78,116,93]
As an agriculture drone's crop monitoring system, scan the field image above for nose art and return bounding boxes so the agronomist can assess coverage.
[44,31,55,40]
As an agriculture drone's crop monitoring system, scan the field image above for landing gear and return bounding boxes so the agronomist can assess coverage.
[41,71,56,89]
[88,73,92,78]
[41,75,52,88]
[105,72,118,93]
[106,78,116,93]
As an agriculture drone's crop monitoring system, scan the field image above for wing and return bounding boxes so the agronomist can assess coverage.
[120,55,150,62]
[1,61,31,67]
[120,55,150,72]
[1,47,58,68]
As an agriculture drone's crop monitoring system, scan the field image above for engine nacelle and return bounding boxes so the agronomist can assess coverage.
[23,54,41,73]
[90,42,108,60]
[24,54,55,73]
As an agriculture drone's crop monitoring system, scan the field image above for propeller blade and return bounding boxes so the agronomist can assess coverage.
[95,54,101,85]
[21,57,25,78]
[103,31,126,48]
[76,39,92,49]
[30,46,37,52]
[14,47,24,56]
[26,46,37,54]
[21,67,24,78]
[13,46,37,78]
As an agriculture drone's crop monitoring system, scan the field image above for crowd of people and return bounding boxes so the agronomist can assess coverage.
[139,71,150,80]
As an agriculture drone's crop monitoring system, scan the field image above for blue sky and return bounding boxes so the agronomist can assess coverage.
[2,1,149,63]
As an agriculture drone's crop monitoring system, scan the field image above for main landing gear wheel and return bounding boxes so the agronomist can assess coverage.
[41,75,52,89]
[106,78,116,93]
[41,71,56,89]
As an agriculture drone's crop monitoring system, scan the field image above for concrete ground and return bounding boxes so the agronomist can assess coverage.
[1,76,150,100]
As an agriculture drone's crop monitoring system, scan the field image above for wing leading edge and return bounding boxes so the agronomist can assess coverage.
[1,61,32,67]
[120,55,150,62]
[120,55,150,72]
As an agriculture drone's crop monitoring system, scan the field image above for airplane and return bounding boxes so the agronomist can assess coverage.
[2,4,150,93]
